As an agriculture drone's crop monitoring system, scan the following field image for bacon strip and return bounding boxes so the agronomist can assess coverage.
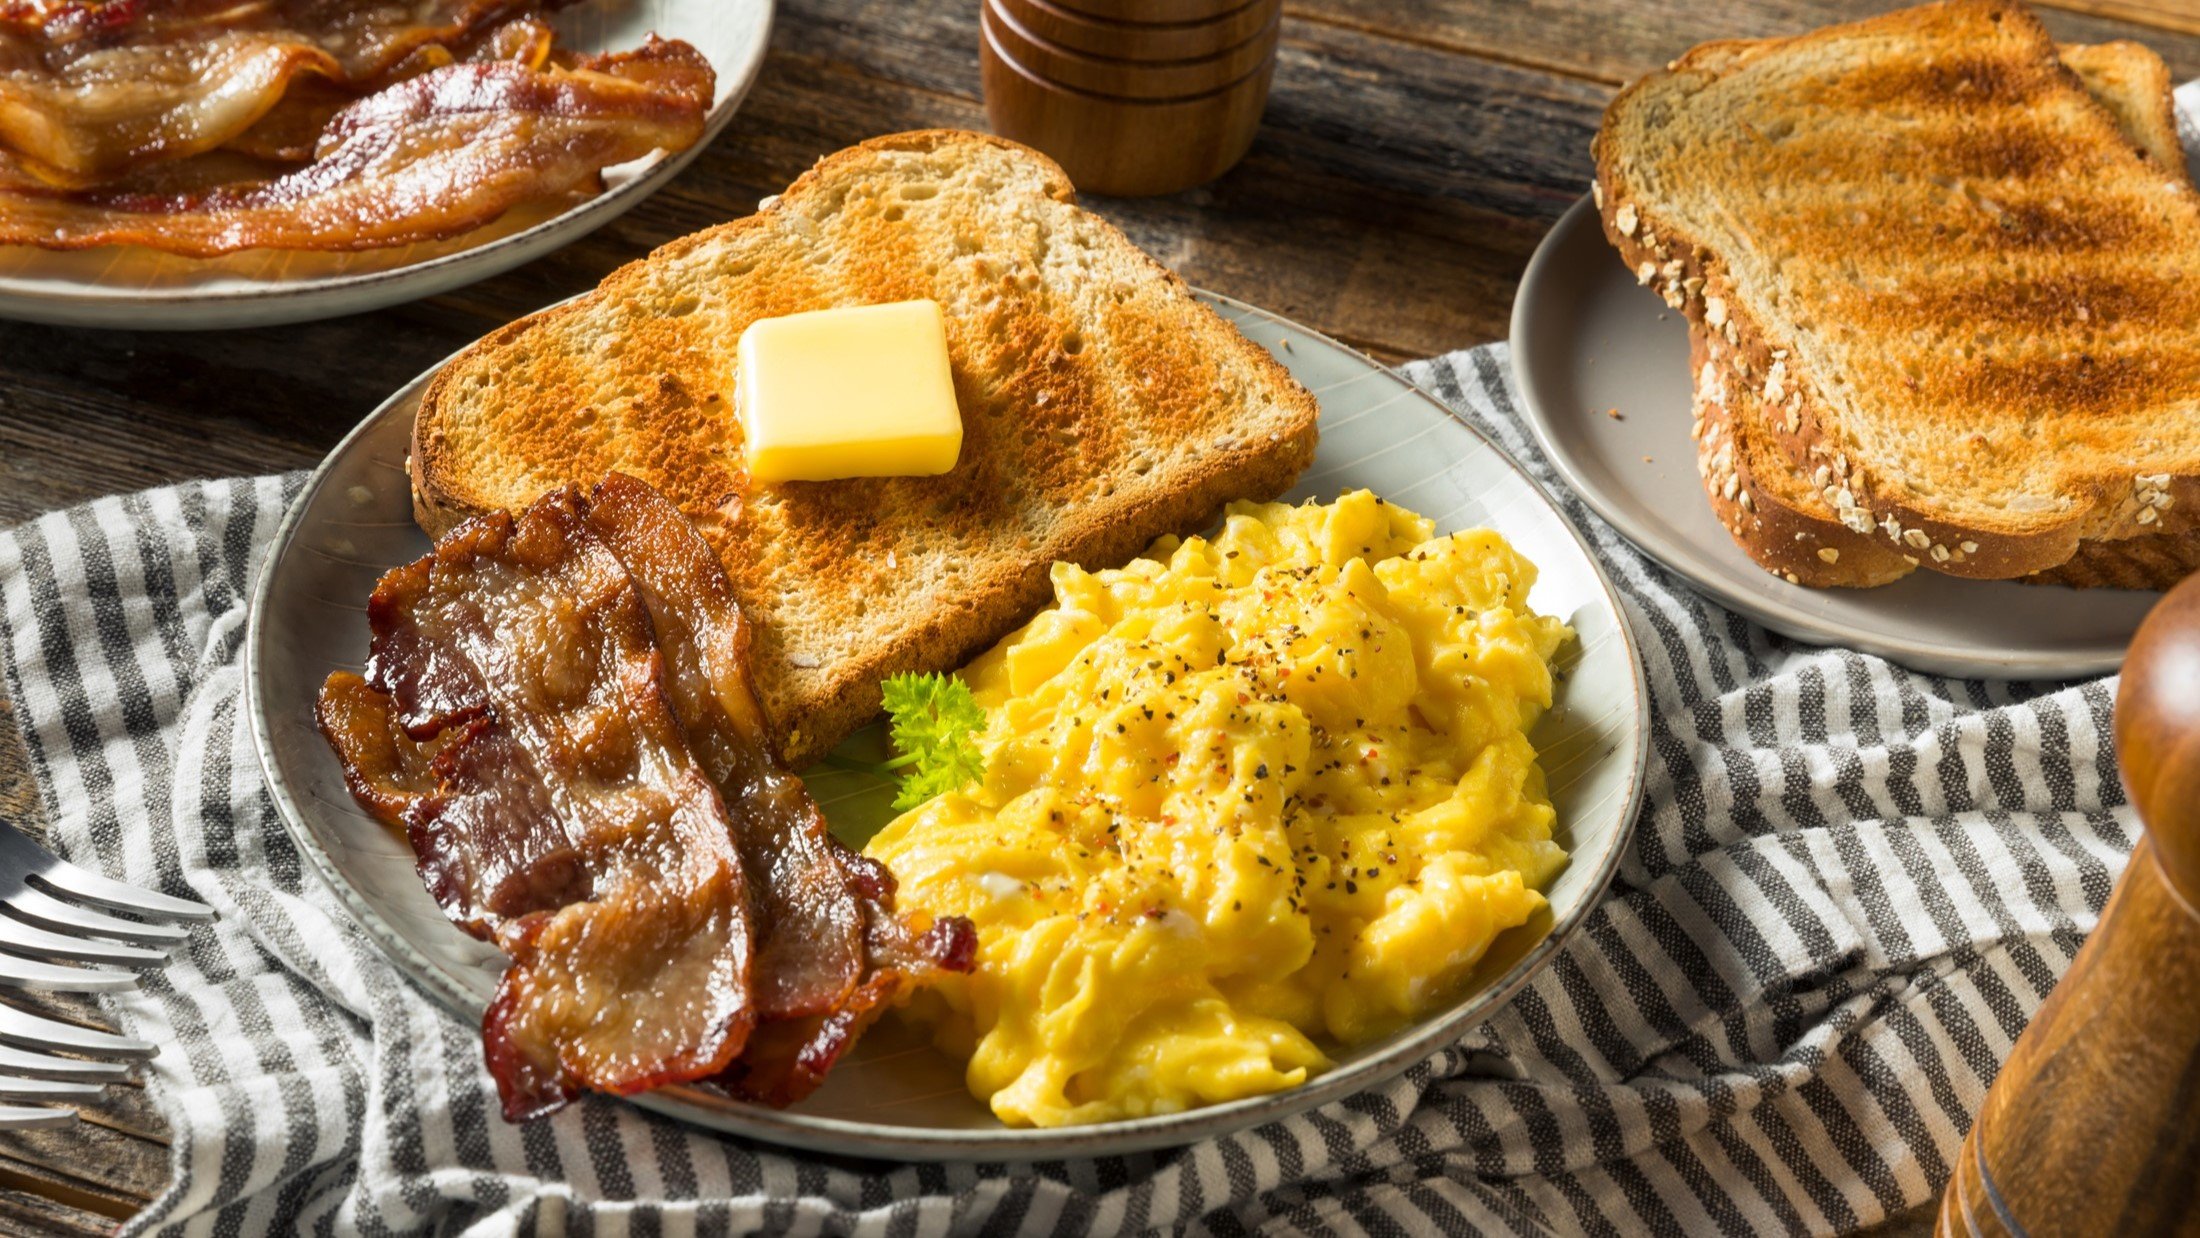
[314,669,442,830]
[719,973,903,1109]
[360,486,756,1120]
[584,473,869,1023]
[220,17,561,164]
[583,474,978,1105]
[723,903,980,1108]
[317,475,976,1120]
[0,0,569,183]
[0,38,712,255]
[583,475,979,1094]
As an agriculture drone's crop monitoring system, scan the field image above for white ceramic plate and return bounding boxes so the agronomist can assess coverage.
[1510,196,2160,680]
[0,0,772,331]
[246,292,1648,1160]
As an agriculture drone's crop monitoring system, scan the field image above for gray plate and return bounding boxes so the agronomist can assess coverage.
[0,0,772,330]
[1510,195,2158,680]
[245,291,1649,1160]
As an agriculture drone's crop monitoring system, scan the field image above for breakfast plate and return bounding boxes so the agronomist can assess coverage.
[247,291,1648,1160]
[0,0,772,332]
[1510,195,2161,680]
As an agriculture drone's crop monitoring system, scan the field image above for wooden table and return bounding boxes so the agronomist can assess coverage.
[1,1,2194,1231]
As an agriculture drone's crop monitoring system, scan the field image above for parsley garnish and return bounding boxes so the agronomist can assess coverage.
[877,672,987,809]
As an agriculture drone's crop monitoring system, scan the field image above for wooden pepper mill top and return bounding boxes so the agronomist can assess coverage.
[979,0,1281,197]
[2115,579,2200,905]
[1939,574,2200,1238]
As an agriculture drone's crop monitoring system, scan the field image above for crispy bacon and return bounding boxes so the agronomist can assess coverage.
[314,669,444,829]
[317,475,976,1120]
[584,473,869,1023]
[719,973,903,1109]
[583,474,978,1103]
[0,39,712,255]
[220,17,561,164]
[0,0,571,183]
[358,486,757,1120]
[723,894,980,1107]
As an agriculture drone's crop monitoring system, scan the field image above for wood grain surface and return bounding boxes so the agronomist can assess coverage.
[0,0,2193,1230]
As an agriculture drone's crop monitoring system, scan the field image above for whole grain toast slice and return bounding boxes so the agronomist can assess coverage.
[1690,39,2189,589]
[1692,330,1917,587]
[1596,0,2200,583]
[411,130,1319,768]
[1701,316,2200,590]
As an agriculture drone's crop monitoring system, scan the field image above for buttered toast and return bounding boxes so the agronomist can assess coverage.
[1596,0,2200,585]
[1685,38,2191,588]
[412,130,1320,767]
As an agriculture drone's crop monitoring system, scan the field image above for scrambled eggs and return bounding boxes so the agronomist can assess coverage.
[865,490,1571,1126]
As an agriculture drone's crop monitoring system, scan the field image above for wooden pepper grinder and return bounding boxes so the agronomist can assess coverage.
[1939,576,2200,1236]
[979,0,1280,196]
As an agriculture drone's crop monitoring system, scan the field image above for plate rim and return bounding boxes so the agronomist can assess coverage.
[245,287,1650,1160]
[0,0,775,323]
[1509,194,2130,680]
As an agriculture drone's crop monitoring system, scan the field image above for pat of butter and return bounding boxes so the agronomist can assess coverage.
[736,300,963,483]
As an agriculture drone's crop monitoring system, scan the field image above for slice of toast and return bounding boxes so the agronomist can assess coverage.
[1701,315,2200,590]
[1692,330,1917,587]
[1596,0,2200,583]
[1691,39,2189,589]
[411,130,1319,768]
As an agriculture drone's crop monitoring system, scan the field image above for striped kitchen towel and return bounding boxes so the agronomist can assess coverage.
[0,365,2132,1238]
[1,85,2188,1237]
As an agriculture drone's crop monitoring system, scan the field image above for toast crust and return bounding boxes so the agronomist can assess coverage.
[1593,0,2200,583]
[413,130,1320,767]
[1697,319,2200,591]
[1690,330,1917,588]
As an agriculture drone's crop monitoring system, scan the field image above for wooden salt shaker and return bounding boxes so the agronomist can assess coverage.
[1938,575,2200,1236]
[979,0,1280,196]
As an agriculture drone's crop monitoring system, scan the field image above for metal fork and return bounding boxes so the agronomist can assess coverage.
[0,819,211,1130]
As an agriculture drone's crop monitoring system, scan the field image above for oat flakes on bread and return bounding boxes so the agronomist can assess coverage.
[1702,308,2200,591]
[1595,0,2200,585]
[412,130,1320,767]
[1690,330,1917,588]
[1682,38,2190,589]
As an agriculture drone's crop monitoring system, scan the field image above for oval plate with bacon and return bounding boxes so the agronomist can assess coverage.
[0,0,770,329]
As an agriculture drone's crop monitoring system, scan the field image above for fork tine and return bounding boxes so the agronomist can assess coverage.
[0,954,139,992]
[0,1004,154,1059]
[0,1043,130,1082]
[0,1105,75,1131]
[4,888,188,947]
[0,1075,103,1102]
[32,868,213,923]
[0,829,212,922]
[0,915,166,968]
